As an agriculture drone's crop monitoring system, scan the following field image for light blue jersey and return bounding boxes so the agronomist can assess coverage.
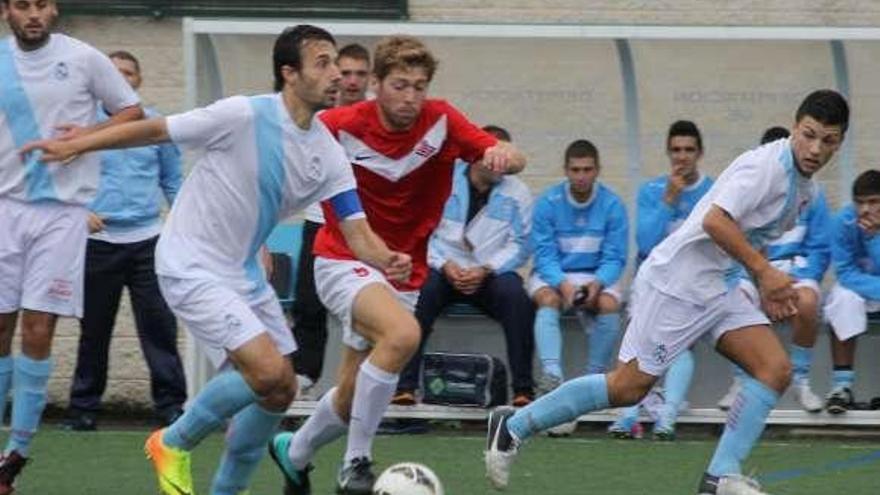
[531,181,628,288]
[830,204,880,301]
[764,188,831,282]
[636,174,713,263]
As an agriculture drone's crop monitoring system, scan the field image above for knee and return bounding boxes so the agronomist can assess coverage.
[606,369,653,407]
[533,288,561,309]
[752,359,792,394]
[384,319,421,361]
[596,294,620,314]
[251,361,296,411]
[796,288,819,320]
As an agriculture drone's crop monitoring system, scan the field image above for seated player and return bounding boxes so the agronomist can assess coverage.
[394,125,534,407]
[822,169,880,414]
[529,139,627,434]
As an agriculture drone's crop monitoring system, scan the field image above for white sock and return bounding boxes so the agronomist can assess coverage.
[288,387,347,470]
[344,360,398,465]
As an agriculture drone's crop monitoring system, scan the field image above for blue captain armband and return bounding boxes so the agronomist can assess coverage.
[328,188,365,220]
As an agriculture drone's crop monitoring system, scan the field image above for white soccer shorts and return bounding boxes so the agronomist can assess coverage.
[314,257,418,351]
[619,277,769,376]
[527,271,622,302]
[824,283,880,341]
[157,275,295,368]
[0,198,88,317]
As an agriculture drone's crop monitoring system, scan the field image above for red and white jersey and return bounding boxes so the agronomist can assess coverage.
[315,99,497,291]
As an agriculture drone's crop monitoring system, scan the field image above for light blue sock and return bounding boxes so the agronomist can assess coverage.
[790,344,813,384]
[661,350,695,417]
[211,403,283,495]
[832,369,855,389]
[7,355,53,456]
[535,307,563,378]
[707,377,778,476]
[164,370,258,451]
[0,356,13,426]
[508,374,609,441]
[587,313,621,374]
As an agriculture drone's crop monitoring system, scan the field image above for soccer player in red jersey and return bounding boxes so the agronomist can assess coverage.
[269,35,525,494]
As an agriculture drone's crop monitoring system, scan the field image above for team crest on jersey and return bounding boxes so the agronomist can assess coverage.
[353,266,369,278]
[224,314,242,332]
[414,140,438,158]
[53,61,69,81]
[652,344,668,365]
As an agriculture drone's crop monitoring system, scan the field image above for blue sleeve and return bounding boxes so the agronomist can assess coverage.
[532,197,566,288]
[832,212,880,300]
[792,191,830,282]
[636,184,674,260]
[158,141,183,205]
[595,199,629,287]
[328,188,364,220]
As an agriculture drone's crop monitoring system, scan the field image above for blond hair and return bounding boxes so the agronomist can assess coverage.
[372,35,438,81]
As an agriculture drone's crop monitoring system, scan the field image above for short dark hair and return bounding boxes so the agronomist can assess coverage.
[273,25,336,92]
[107,50,140,73]
[795,89,849,134]
[760,126,790,145]
[667,120,702,151]
[853,170,880,198]
[482,125,511,143]
[338,43,370,65]
[564,139,599,167]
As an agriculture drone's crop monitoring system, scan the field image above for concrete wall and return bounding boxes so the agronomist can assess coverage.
[2,2,879,411]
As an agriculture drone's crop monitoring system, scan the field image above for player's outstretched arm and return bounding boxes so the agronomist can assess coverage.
[703,204,796,320]
[21,117,170,164]
[340,217,412,282]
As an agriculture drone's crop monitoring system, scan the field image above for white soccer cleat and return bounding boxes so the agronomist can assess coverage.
[698,474,771,495]
[792,382,823,413]
[484,407,520,490]
[717,381,740,411]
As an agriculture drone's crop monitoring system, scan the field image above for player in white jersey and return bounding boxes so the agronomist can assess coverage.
[485,90,849,495]
[0,0,142,490]
[23,25,411,495]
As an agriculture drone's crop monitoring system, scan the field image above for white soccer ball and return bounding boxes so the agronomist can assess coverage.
[372,462,444,495]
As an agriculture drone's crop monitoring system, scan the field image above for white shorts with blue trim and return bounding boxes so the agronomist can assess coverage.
[824,283,880,341]
[314,257,418,351]
[0,198,88,317]
[618,277,769,376]
[157,275,295,368]
[527,271,622,302]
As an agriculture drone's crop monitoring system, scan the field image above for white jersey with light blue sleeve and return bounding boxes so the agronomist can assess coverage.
[639,138,816,304]
[0,34,139,205]
[156,93,362,300]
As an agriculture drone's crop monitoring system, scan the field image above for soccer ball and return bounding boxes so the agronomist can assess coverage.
[372,462,444,495]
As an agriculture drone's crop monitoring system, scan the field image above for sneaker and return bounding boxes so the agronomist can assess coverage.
[826,386,854,415]
[390,390,417,406]
[268,432,312,495]
[0,451,28,495]
[144,429,194,495]
[697,473,770,494]
[608,419,644,440]
[60,409,98,431]
[511,392,532,407]
[718,381,740,411]
[546,420,578,437]
[792,382,823,413]
[335,456,376,494]
[652,406,677,441]
[296,374,317,401]
[484,406,520,490]
[536,373,562,396]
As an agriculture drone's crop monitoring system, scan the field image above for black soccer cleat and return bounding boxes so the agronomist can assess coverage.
[826,386,854,415]
[336,456,376,495]
[0,451,29,495]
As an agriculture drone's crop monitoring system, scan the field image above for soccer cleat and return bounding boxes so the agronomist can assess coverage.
[144,429,194,495]
[536,373,562,397]
[652,406,677,441]
[717,381,740,411]
[825,386,854,415]
[484,406,520,490]
[335,456,376,494]
[792,382,823,413]
[0,451,28,495]
[268,432,312,495]
[697,473,771,495]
